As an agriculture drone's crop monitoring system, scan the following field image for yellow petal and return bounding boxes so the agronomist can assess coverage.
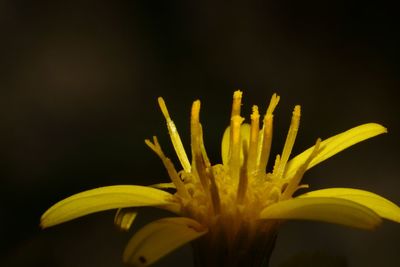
[285,123,387,179]
[149,182,176,189]
[298,188,400,223]
[115,208,138,231]
[221,123,251,166]
[41,185,175,228]
[123,217,207,266]
[260,197,382,229]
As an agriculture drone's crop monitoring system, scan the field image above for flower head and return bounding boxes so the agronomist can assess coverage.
[41,91,400,266]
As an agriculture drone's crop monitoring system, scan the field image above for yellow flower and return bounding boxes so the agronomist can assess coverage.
[41,91,400,266]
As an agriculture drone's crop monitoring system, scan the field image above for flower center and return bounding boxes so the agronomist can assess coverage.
[146,91,314,228]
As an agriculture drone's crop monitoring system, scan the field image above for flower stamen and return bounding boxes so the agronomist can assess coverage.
[191,100,208,190]
[247,105,260,177]
[158,97,192,173]
[282,138,321,199]
[145,136,190,198]
[229,91,244,184]
[274,105,301,179]
[230,115,244,183]
[257,94,280,176]
[231,90,243,117]
[191,100,221,215]
[237,142,249,203]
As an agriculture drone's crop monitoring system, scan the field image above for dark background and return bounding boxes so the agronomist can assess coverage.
[1,1,399,266]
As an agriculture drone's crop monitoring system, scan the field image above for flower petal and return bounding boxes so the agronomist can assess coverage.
[285,123,387,179]
[41,185,176,228]
[115,208,138,231]
[260,197,382,229]
[149,182,176,189]
[123,217,207,266]
[298,188,400,223]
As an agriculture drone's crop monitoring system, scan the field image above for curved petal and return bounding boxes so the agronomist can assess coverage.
[260,197,382,229]
[149,182,176,189]
[285,123,387,179]
[115,208,138,231]
[221,123,251,165]
[41,185,176,228]
[123,217,207,266]
[298,188,400,223]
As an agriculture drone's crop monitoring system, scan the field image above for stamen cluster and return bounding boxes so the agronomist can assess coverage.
[146,91,314,231]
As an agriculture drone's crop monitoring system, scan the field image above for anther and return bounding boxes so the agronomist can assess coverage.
[231,90,243,118]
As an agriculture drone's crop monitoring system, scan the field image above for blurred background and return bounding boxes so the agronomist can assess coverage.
[1,0,399,266]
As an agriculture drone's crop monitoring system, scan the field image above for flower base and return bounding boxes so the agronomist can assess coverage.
[192,221,278,267]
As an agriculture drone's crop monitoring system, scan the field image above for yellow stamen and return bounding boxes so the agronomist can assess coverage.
[231,90,243,118]
[209,169,221,214]
[230,115,244,182]
[229,91,243,173]
[145,136,189,198]
[281,138,321,199]
[228,90,245,185]
[275,105,301,179]
[158,97,192,173]
[265,93,280,115]
[247,105,260,176]
[257,114,273,174]
[237,141,249,203]
[272,155,281,175]
[198,124,211,168]
[257,94,280,174]
[190,100,207,189]
[191,101,221,214]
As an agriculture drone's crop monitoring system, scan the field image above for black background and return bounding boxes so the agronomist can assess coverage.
[1,1,399,266]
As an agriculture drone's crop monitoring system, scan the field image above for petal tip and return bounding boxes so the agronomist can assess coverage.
[39,220,46,229]
[369,123,388,134]
[39,213,51,229]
